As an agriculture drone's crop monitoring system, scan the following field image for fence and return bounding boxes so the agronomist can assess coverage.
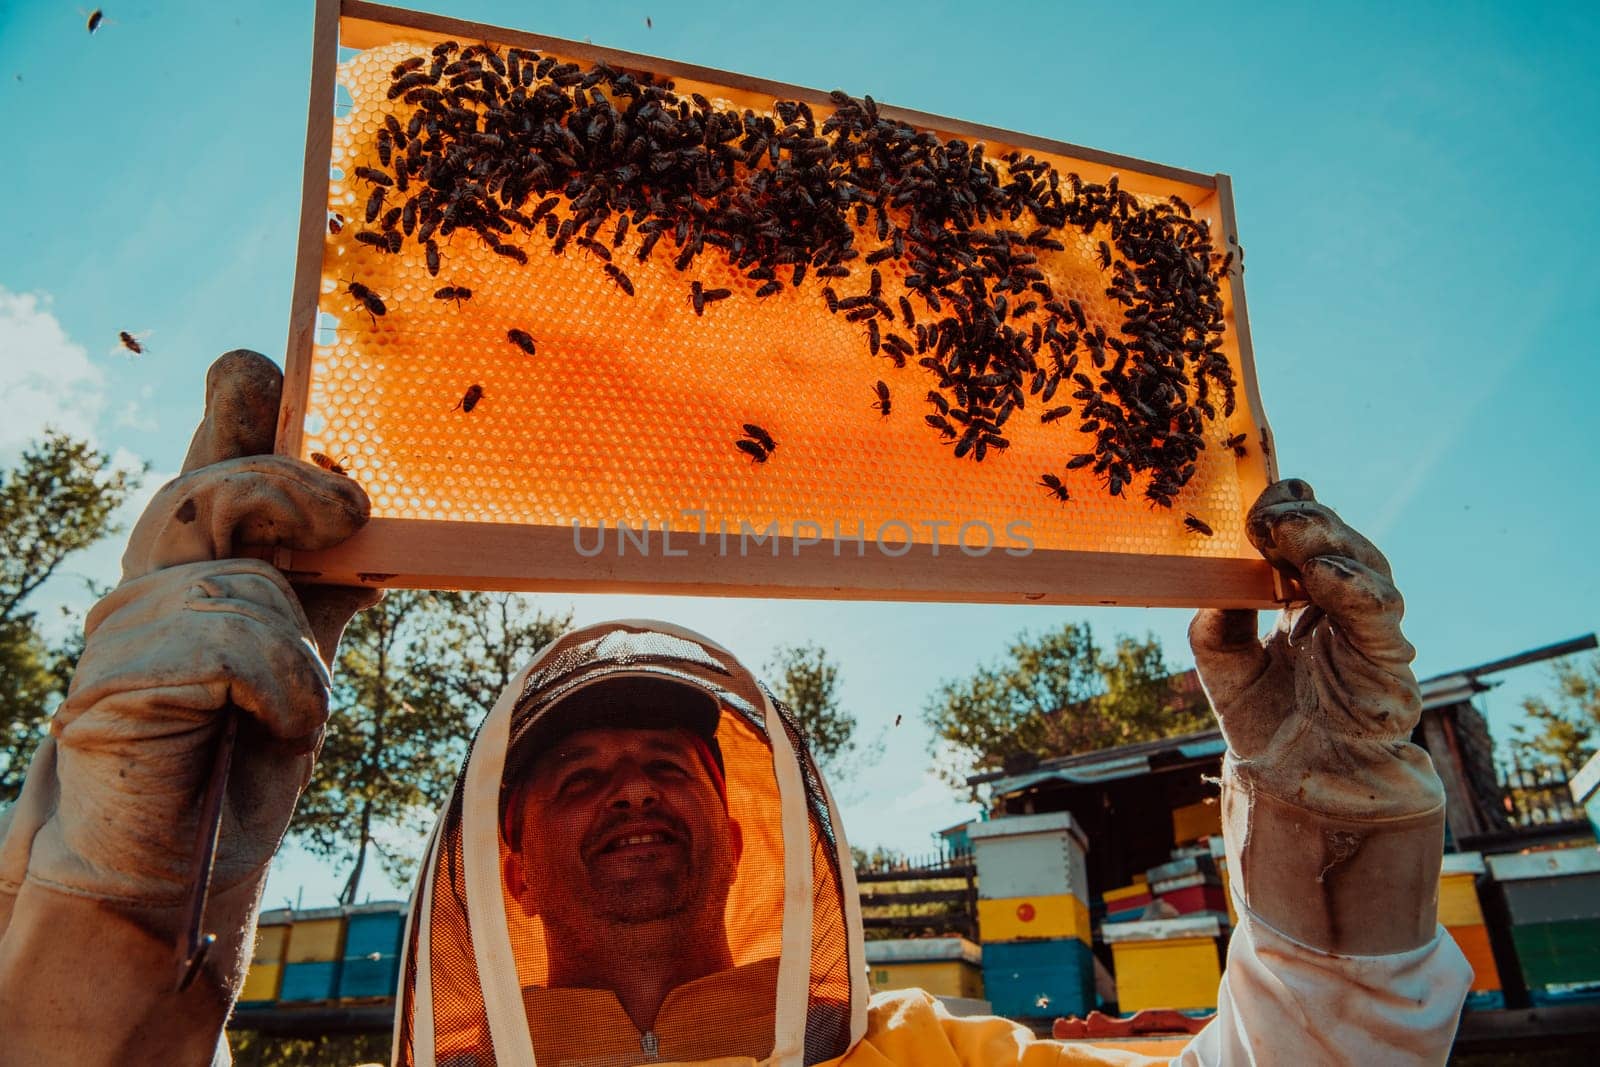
[855,847,977,941]
[1498,758,1579,827]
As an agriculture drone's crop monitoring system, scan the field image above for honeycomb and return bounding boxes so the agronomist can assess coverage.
[294,29,1272,566]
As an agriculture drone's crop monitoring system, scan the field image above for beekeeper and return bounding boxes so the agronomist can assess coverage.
[0,352,1472,1065]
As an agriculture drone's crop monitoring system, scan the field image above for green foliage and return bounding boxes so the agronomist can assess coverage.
[923,622,1212,789]
[291,592,571,903]
[0,433,141,801]
[1513,653,1600,775]
[767,642,879,784]
[226,1027,389,1067]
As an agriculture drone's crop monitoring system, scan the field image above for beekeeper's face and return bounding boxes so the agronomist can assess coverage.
[509,727,742,932]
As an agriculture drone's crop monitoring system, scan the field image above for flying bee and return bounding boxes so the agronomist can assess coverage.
[454,384,484,412]
[871,380,891,418]
[604,263,635,296]
[345,280,386,324]
[433,285,472,307]
[310,452,351,476]
[1038,473,1070,501]
[1223,432,1248,457]
[1184,513,1214,537]
[507,328,537,356]
[115,330,149,355]
[741,423,776,453]
[735,439,770,463]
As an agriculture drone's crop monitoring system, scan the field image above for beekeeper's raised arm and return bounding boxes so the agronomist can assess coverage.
[0,351,378,1065]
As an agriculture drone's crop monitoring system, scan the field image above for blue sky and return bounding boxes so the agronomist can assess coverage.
[1,1,1596,906]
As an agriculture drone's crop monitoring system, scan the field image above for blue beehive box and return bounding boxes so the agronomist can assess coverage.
[980,937,1095,1020]
[279,959,341,1002]
[339,906,406,999]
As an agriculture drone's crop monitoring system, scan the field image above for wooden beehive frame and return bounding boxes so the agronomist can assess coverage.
[276,0,1284,608]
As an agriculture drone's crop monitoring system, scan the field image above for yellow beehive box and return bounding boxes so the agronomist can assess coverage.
[979,893,1092,944]
[239,962,283,1004]
[1439,852,1487,928]
[284,909,346,964]
[1103,913,1227,1012]
[276,0,1281,610]
[1170,799,1222,845]
[864,938,985,999]
[252,917,291,966]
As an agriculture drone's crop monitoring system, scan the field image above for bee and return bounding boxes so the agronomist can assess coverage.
[507,328,537,356]
[604,263,635,296]
[755,280,782,298]
[791,262,806,287]
[822,286,839,313]
[116,330,148,355]
[433,285,472,307]
[736,439,769,463]
[455,384,485,412]
[353,165,394,188]
[867,318,880,355]
[741,423,777,453]
[425,239,441,276]
[86,9,103,33]
[703,286,731,306]
[493,242,529,265]
[345,280,386,324]
[1223,432,1248,457]
[1184,513,1214,537]
[924,414,957,439]
[690,280,705,316]
[391,56,425,78]
[1097,241,1113,269]
[899,295,915,328]
[310,452,351,476]
[1040,405,1072,424]
[575,236,612,262]
[354,230,389,251]
[1038,473,1070,501]
[925,390,949,415]
[871,380,891,418]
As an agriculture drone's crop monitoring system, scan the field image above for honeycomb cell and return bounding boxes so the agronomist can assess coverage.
[300,37,1269,558]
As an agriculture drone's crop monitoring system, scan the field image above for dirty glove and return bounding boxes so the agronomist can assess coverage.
[1189,479,1447,956]
[0,350,379,1065]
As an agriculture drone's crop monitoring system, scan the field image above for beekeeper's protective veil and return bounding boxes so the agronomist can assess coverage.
[391,620,868,1066]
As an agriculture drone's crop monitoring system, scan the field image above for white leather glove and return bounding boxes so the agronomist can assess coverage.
[1190,479,1447,956]
[0,351,379,1065]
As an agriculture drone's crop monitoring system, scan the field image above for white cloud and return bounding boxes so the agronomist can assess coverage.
[0,287,106,451]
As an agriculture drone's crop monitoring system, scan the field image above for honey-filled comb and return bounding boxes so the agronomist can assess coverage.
[278,0,1282,608]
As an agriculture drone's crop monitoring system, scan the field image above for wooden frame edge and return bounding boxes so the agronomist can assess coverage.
[278,0,341,462]
[283,518,1280,609]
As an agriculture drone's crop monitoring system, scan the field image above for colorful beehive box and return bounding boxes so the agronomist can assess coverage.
[279,905,347,1003]
[339,903,407,999]
[1573,751,1600,843]
[1487,847,1600,1005]
[981,938,1097,1020]
[969,811,1090,903]
[1102,879,1152,925]
[1440,852,1502,1010]
[1147,855,1226,916]
[239,910,292,1005]
[979,892,1093,944]
[1170,799,1222,846]
[1103,912,1229,1013]
[864,938,985,1000]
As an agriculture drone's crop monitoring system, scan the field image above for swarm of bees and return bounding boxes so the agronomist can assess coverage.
[344,39,1239,507]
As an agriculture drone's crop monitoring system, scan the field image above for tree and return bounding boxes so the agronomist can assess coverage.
[0,432,142,801]
[766,642,880,784]
[923,622,1212,790]
[1513,652,1600,775]
[290,591,572,903]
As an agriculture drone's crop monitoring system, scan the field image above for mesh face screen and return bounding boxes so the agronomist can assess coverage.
[287,11,1277,602]
[399,621,859,1066]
